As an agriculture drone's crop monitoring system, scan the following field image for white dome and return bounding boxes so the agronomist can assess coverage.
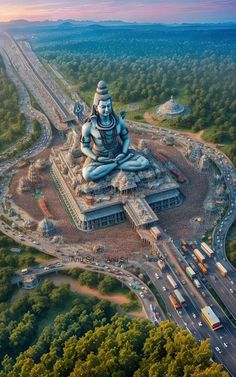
[157,96,185,116]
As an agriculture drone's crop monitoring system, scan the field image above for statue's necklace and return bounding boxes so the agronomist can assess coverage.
[96,114,118,150]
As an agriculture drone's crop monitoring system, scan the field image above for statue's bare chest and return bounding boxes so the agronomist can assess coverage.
[90,122,121,144]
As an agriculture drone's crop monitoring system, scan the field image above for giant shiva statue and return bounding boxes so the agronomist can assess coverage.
[80,81,149,181]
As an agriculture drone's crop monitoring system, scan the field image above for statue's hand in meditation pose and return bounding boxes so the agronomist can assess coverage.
[80,81,149,181]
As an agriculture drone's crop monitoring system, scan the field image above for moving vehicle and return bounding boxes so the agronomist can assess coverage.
[21,268,29,274]
[168,293,181,309]
[193,279,201,289]
[201,306,222,330]
[215,262,228,277]
[200,242,214,258]
[193,248,205,264]
[157,259,165,270]
[174,289,186,307]
[198,263,208,275]
[185,266,196,280]
[150,226,161,239]
[167,274,178,288]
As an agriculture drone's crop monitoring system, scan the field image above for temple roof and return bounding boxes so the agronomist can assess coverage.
[38,218,56,236]
[157,96,185,116]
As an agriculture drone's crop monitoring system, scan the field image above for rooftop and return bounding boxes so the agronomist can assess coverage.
[157,96,185,117]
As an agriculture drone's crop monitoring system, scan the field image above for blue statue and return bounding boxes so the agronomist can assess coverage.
[80,81,149,181]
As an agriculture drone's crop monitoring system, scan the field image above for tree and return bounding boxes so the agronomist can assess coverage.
[98,276,120,294]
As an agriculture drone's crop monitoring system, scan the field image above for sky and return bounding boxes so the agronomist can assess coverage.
[0,0,235,23]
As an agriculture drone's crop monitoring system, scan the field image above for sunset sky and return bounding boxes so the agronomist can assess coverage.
[0,0,235,23]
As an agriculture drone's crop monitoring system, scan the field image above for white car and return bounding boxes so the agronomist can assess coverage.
[198,322,203,327]
[162,286,167,291]
[155,273,159,279]
[192,313,196,318]
[223,343,228,348]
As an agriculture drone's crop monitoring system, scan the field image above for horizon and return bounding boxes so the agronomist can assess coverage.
[1,18,236,26]
[0,0,236,24]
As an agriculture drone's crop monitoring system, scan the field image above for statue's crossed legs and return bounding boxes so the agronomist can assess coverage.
[82,153,149,181]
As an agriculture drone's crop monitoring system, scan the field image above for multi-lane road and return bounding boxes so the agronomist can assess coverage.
[0,32,76,132]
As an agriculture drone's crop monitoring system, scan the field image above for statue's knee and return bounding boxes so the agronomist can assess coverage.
[140,156,149,168]
[82,167,92,181]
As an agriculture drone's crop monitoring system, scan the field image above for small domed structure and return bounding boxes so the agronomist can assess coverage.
[156,96,185,118]
[38,218,57,238]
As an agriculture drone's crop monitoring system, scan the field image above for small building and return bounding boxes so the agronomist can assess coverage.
[35,159,48,170]
[199,155,210,171]
[23,219,37,230]
[10,247,22,253]
[38,218,57,237]
[163,136,175,146]
[187,144,202,163]
[22,275,40,289]
[18,177,31,193]
[28,164,42,188]
[156,96,185,118]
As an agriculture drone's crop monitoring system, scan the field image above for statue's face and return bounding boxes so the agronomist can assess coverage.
[97,99,112,117]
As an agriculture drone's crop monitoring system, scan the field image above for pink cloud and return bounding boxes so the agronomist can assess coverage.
[0,0,235,23]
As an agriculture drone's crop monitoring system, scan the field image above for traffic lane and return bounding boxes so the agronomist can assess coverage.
[207,275,236,318]
[144,260,236,372]
[143,262,197,330]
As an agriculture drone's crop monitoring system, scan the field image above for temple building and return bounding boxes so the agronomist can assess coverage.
[49,81,184,232]
[50,132,182,231]
[156,96,185,118]
[199,155,210,171]
[18,177,31,193]
[27,163,42,188]
[38,218,57,237]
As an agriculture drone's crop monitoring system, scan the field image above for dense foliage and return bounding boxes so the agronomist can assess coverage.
[0,231,48,301]
[31,25,236,165]
[65,268,123,292]
[226,222,236,266]
[0,56,25,152]
[0,279,228,377]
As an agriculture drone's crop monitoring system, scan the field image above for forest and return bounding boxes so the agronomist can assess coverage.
[0,231,229,376]
[30,24,236,164]
[0,279,229,377]
[0,56,25,152]
[0,231,51,302]
[226,222,236,266]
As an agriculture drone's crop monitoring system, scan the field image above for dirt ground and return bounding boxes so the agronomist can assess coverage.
[143,112,218,148]
[9,127,211,250]
[9,135,146,255]
[131,129,210,241]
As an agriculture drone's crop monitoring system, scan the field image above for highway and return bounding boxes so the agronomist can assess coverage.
[0,46,52,176]
[0,32,76,132]
[138,248,236,376]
